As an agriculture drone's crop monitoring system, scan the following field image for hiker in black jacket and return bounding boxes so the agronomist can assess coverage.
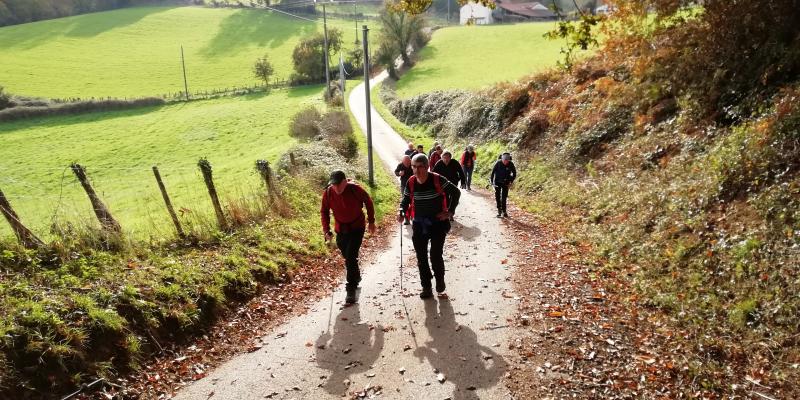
[432,150,466,221]
[490,152,517,218]
[395,155,413,224]
[397,153,461,299]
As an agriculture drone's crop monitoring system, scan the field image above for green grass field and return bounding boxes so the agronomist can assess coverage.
[395,22,565,98]
[0,85,327,239]
[0,6,366,99]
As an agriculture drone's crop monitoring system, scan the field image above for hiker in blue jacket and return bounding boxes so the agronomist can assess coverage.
[397,153,461,299]
[490,152,516,218]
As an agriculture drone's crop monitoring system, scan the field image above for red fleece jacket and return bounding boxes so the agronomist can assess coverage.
[320,181,375,234]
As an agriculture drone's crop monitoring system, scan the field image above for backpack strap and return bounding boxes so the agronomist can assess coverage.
[408,176,416,219]
[432,173,449,213]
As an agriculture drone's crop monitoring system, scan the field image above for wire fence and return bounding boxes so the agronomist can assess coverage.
[0,158,284,245]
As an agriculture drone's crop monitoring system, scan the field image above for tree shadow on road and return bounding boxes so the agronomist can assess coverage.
[415,299,507,400]
[315,304,384,396]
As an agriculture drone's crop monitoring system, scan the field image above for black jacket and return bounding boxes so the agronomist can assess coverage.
[490,160,517,186]
[433,159,466,187]
[395,162,413,188]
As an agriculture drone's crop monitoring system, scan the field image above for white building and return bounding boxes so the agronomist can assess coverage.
[459,2,494,25]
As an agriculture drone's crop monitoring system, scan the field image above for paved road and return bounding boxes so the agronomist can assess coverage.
[174,72,518,400]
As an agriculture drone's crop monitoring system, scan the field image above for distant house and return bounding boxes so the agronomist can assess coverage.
[494,1,557,22]
[459,2,494,25]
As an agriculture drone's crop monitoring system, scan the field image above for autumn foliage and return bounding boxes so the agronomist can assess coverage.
[389,0,800,397]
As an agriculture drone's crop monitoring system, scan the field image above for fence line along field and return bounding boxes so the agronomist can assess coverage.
[0,85,325,240]
[394,22,566,98]
[0,5,363,99]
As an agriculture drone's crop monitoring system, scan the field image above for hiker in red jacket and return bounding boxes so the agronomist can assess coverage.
[460,144,477,191]
[428,145,443,172]
[321,170,376,304]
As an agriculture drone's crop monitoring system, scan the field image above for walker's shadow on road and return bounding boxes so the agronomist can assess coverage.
[315,305,385,396]
[415,300,507,400]
[452,223,481,241]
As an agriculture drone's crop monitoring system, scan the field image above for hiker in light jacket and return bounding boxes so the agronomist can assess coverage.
[321,170,376,304]
[433,150,466,220]
[398,154,461,299]
[490,153,516,218]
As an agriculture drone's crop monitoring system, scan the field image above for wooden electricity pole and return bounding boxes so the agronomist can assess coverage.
[181,45,190,101]
[362,25,374,186]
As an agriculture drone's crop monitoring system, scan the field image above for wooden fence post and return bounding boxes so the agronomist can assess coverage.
[255,160,281,201]
[0,188,44,249]
[197,158,228,230]
[152,166,185,238]
[70,163,122,234]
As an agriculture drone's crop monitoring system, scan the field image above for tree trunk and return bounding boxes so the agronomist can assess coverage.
[401,51,412,67]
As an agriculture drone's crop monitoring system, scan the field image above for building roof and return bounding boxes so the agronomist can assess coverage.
[496,1,556,18]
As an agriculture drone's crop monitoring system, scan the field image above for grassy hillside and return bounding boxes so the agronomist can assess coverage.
[0,85,324,239]
[0,78,400,396]
[394,22,565,98]
[0,6,364,99]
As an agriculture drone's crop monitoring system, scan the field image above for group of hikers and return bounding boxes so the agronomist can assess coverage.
[320,141,517,304]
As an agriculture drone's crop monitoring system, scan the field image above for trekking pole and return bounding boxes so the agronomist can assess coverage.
[399,217,404,293]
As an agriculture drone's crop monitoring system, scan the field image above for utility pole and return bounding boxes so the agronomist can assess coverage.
[354,1,359,44]
[181,45,189,101]
[447,0,450,24]
[321,1,331,98]
[362,25,374,186]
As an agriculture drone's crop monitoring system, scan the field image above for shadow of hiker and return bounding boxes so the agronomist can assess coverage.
[452,223,482,241]
[414,299,507,400]
[315,304,384,396]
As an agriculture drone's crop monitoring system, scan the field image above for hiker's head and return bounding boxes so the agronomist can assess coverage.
[328,170,348,194]
[407,142,414,150]
[467,144,474,152]
[411,154,429,179]
[416,145,424,153]
[402,155,411,166]
[442,151,452,163]
[501,153,511,165]
[435,145,443,153]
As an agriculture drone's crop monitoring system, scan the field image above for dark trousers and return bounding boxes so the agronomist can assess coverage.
[411,219,451,290]
[463,166,474,188]
[494,185,509,212]
[335,229,365,291]
[446,192,459,215]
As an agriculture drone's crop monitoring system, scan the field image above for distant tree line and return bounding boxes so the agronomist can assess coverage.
[0,0,197,27]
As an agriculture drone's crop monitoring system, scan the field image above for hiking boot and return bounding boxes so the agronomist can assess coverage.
[419,287,433,299]
[449,215,454,221]
[503,211,509,218]
[435,279,446,294]
[404,218,410,225]
[496,212,502,218]
[345,288,357,304]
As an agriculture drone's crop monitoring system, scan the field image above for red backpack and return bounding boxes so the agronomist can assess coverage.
[406,173,448,219]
